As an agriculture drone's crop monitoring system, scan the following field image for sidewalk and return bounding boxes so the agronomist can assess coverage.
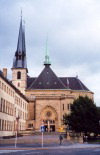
[0,135,100,151]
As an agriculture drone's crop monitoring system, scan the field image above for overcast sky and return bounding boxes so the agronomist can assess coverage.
[0,0,100,106]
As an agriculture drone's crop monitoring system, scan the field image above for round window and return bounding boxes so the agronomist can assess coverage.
[46,111,52,117]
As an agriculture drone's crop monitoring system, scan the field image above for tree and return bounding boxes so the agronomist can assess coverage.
[63,96,100,136]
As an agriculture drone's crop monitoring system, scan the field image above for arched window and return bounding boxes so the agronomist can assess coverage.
[17,71,21,79]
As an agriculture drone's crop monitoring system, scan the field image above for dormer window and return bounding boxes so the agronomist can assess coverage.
[39,82,42,85]
[54,82,57,85]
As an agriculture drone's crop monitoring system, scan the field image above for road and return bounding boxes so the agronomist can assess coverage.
[0,148,100,155]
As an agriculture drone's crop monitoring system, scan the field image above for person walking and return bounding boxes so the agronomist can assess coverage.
[59,134,63,145]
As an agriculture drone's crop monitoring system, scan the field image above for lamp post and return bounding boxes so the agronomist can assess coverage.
[41,121,45,148]
[48,120,50,132]
[15,114,20,148]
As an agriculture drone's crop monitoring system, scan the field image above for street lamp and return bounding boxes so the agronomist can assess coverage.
[16,115,20,133]
[15,112,20,148]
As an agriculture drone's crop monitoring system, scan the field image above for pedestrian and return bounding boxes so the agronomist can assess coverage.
[59,134,63,145]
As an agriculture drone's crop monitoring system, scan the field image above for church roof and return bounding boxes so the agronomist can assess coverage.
[27,65,89,91]
[27,77,36,88]
[60,77,89,91]
[27,64,66,90]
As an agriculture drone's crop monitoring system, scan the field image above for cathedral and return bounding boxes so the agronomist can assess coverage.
[0,16,93,136]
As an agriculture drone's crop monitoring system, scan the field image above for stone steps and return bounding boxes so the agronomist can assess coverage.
[19,130,35,136]
[19,130,61,136]
[34,132,59,135]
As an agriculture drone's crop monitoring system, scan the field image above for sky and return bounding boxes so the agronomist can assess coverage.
[0,0,100,106]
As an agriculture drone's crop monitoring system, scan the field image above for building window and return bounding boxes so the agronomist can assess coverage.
[7,87,8,93]
[63,104,64,110]
[2,83,4,90]
[0,119,1,131]
[68,104,72,111]
[67,104,70,110]
[17,71,21,79]
[28,124,33,128]
[1,98,3,112]
[18,83,20,87]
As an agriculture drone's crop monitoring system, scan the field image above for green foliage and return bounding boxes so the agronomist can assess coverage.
[63,96,100,135]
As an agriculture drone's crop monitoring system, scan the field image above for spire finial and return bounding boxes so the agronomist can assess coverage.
[21,8,22,19]
[44,35,51,66]
[46,36,48,58]
[76,72,78,79]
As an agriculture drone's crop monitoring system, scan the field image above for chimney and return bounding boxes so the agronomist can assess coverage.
[3,68,7,78]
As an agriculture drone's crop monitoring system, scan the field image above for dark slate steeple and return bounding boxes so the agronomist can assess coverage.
[12,13,27,69]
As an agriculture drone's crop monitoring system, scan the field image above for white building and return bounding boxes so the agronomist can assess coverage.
[0,69,28,137]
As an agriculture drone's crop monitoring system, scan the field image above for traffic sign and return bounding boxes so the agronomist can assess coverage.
[40,125,45,132]
[40,125,45,148]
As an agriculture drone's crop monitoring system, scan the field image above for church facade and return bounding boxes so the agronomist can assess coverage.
[0,17,93,136]
[11,17,93,132]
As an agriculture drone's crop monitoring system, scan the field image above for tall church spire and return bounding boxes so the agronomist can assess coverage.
[44,37,51,66]
[12,12,27,69]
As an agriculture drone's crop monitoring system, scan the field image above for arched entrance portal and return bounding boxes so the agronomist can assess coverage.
[41,106,58,132]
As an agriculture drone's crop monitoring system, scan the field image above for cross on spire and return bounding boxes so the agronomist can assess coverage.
[21,8,22,19]
[44,36,51,66]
